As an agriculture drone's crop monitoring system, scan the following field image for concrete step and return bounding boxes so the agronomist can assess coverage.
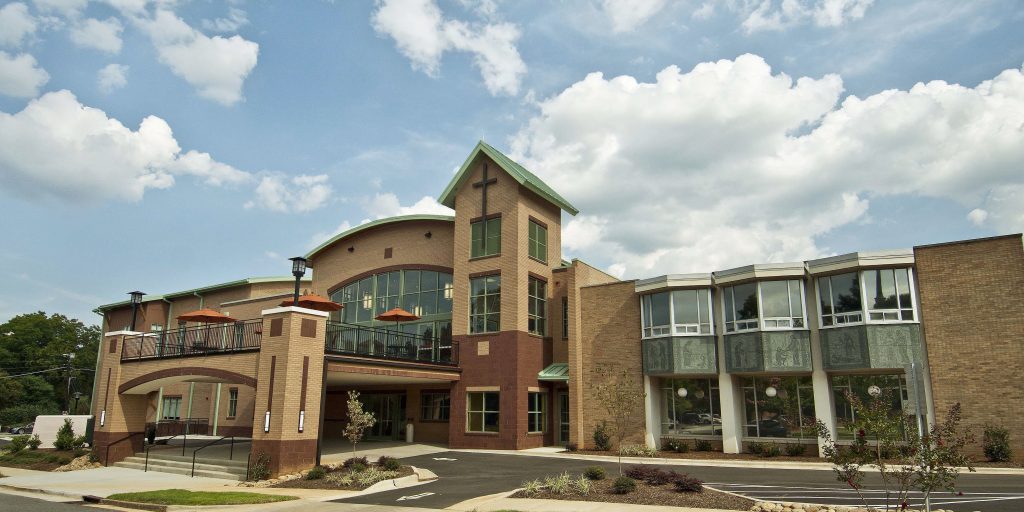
[120,456,248,475]
[134,452,249,469]
[113,461,245,481]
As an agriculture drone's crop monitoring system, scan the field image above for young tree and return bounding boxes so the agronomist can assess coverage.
[593,365,647,474]
[343,390,376,459]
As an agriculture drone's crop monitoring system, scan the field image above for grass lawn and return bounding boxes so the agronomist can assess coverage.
[106,489,298,506]
[0,449,80,471]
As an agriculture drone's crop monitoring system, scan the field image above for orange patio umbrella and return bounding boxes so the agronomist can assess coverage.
[176,308,237,323]
[279,294,343,312]
[375,307,420,324]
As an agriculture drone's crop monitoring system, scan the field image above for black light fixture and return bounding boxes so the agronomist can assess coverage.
[128,291,145,331]
[288,257,307,306]
[424,231,432,239]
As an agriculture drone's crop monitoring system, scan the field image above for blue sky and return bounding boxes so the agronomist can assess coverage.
[1,0,1022,325]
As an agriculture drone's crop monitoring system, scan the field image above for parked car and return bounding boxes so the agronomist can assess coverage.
[8,423,33,434]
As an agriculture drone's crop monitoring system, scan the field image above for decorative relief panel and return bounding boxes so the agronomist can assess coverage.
[724,332,763,373]
[724,331,811,373]
[820,327,871,370]
[820,324,923,371]
[642,336,717,375]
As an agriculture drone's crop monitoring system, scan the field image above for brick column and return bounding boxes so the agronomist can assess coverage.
[92,331,148,465]
[250,307,327,477]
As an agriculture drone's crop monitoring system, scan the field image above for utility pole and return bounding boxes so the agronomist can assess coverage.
[63,353,75,415]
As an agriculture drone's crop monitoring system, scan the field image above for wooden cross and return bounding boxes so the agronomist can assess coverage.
[472,163,497,250]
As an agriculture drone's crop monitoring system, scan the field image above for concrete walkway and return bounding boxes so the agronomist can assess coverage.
[320,440,449,464]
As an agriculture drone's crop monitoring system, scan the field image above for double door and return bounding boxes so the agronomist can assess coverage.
[360,393,406,440]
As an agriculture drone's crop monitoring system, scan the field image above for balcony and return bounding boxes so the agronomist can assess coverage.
[325,321,458,366]
[121,319,263,362]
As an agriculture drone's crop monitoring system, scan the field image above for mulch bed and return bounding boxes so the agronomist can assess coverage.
[571,449,822,463]
[0,449,81,471]
[272,465,414,490]
[512,479,754,510]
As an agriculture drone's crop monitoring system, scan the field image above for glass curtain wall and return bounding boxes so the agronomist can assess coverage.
[831,374,911,439]
[742,376,815,439]
[659,378,722,436]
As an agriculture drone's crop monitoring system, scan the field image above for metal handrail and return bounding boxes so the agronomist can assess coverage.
[190,436,235,477]
[144,432,186,472]
[325,321,458,366]
[104,432,144,467]
[122,319,263,362]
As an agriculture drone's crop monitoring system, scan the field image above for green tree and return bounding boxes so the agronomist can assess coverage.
[0,312,100,415]
[343,391,376,459]
[593,365,647,475]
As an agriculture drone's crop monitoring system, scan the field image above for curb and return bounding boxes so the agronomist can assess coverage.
[356,465,438,495]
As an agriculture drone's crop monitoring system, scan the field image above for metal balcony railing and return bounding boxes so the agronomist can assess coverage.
[325,321,458,366]
[121,319,262,362]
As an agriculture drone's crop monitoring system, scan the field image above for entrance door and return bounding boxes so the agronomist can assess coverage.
[361,393,406,440]
[557,392,569,444]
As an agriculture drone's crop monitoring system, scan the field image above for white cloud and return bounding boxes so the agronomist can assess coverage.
[813,0,874,27]
[309,220,353,250]
[692,2,715,20]
[97,63,128,92]
[510,55,1024,277]
[69,17,124,54]
[0,3,38,47]
[202,7,248,33]
[371,0,526,96]
[0,51,49,97]
[967,208,988,226]
[31,0,87,18]
[139,9,258,105]
[601,0,668,32]
[733,0,875,33]
[0,90,249,203]
[246,174,332,213]
[364,193,454,219]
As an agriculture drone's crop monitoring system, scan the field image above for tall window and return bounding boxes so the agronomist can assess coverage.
[421,391,450,421]
[642,290,713,338]
[818,272,863,326]
[161,396,182,421]
[561,297,569,340]
[467,391,500,432]
[832,374,911,439]
[375,271,401,314]
[660,378,721,437]
[528,220,548,262]
[528,277,546,336]
[723,280,805,332]
[333,269,454,325]
[863,268,915,322]
[741,376,815,439]
[470,275,501,333]
[528,392,547,433]
[471,218,501,258]
[227,389,238,417]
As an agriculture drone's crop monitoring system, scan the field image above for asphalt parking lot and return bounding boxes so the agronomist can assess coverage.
[337,451,1024,511]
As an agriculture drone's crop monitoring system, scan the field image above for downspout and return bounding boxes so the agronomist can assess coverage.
[90,309,107,417]
[212,383,222,435]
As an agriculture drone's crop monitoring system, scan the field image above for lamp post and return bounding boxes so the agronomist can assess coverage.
[289,257,308,306]
[128,291,145,331]
[73,391,82,414]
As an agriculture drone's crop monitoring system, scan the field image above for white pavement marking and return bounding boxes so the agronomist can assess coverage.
[432,457,457,461]
[396,492,435,501]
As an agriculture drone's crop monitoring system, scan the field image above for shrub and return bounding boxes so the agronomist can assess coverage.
[571,475,592,495]
[343,456,369,469]
[564,442,578,452]
[53,419,76,451]
[545,472,573,494]
[746,441,765,455]
[306,465,326,480]
[761,442,781,458]
[72,435,88,450]
[621,444,656,457]
[5,435,29,453]
[611,476,636,494]
[354,467,398,486]
[521,478,543,496]
[27,434,41,450]
[983,424,1012,462]
[673,474,704,493]
[624,465,676,485]
[693,439,713,452]
[593,422,611,451]
[248,452,271,481]
[583,466,606,481]
[87,451,99,463]
[377,455,401,471]
[348,462,367,473]
[663,438,690,453]
[785,443,807,457]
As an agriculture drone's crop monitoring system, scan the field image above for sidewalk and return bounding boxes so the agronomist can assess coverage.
[449,490,738,512]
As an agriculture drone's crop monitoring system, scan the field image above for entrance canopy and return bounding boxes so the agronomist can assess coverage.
[325,361,459,387]
[538,363,569,382]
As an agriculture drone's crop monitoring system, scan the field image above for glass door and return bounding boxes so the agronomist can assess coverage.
[362,393,406,440]
[558,392,569,444]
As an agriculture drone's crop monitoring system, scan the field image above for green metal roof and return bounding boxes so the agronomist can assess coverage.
[305,214,455,261]
[94,276,310,311]
[439,141,579,216]
[538,363,569,382]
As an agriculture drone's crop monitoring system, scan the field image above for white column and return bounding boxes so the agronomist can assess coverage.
[719,373,743,453]
[643,375,660,449]
[810,331,835,458]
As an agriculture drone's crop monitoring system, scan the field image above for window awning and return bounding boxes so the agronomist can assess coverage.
[538,363,569,382]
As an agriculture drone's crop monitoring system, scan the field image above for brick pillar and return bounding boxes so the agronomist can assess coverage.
[92,331,148,465]
[250,307,327,477]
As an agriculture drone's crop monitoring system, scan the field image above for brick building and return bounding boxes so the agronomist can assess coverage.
[93,141,1024,475]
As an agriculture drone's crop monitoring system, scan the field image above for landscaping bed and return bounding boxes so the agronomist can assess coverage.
[0,448,85,471]
[510,465,754,511]
[106,489,297,506]
[269,455,414,491]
